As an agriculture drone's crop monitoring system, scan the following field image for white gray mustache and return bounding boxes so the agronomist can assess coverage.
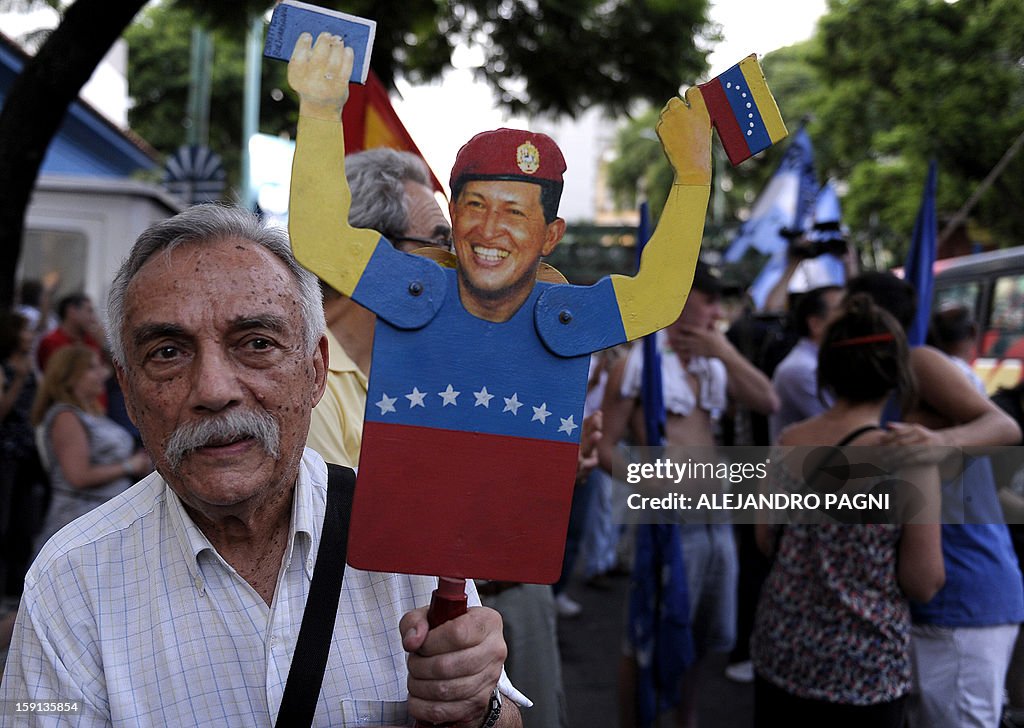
[164,409,280,470]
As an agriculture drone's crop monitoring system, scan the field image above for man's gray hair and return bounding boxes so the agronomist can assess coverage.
[107,204,325,366]
[346,148,431,239]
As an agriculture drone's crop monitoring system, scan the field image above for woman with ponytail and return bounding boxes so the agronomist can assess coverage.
[751,294,944,727]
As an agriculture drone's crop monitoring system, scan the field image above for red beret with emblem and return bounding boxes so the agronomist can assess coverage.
[449,128,566,191]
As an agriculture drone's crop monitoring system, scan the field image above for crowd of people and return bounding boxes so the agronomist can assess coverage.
[0,29,1021,728]
[0,287,151,656]
[552,264,1024,728]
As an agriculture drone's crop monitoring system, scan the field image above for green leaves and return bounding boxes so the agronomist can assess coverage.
[126,3,297,193]
[125,0,717,196]
[607,0,1024,269]
[806,0,1024,257]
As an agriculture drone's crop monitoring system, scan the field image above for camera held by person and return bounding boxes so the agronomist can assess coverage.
[782,222,848,259]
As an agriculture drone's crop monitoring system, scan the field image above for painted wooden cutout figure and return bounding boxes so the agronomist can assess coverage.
[287,32,784,583]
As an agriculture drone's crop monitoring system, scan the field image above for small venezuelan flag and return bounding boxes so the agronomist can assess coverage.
[699,54,788,166]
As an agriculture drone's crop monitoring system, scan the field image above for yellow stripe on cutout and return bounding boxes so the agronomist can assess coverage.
[740,55,788,144]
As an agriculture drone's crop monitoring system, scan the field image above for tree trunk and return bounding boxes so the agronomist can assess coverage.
[0,0,148,307]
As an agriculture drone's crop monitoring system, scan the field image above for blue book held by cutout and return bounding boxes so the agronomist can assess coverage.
[263,0,376,84]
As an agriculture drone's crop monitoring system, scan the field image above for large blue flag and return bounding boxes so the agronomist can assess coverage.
[883,163,998,536]
[724,128,818,309]
[905,160,939,347]
[637,202,666,448]
[884,161,939,425]
[628,202,694,728]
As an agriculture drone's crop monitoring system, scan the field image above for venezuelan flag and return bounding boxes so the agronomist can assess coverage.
[699,55,788,166]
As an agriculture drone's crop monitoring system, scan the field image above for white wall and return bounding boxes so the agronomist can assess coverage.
[22,177,182,312]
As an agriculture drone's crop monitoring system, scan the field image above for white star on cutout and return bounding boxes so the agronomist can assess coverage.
[558,415,579,435]
[438,384,460,406]
[405,387,426,408]
[376,393,397,415]
[503,393,523,415]
[531,403,551,424]
[474,386,494,408]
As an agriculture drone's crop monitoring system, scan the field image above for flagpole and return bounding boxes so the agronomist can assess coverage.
[627,201,695,728]
[939,128,1024,246]
[241,14,263,211]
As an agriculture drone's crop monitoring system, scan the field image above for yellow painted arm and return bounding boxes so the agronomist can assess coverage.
[287,32,380,296]
[610,89,712,340]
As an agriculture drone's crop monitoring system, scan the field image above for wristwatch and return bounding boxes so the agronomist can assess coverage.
[478,688,502,728]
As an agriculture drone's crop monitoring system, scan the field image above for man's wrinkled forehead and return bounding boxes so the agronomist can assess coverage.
[123,238,294,328]
[131,236,289,287]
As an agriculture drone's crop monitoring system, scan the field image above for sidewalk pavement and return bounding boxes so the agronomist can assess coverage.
[558,572,754,727]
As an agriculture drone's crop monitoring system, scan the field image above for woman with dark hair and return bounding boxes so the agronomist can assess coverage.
[928,304,977,361]
[751,294,944,727]
[990,380,1024,727]
[847,272,1023,728]
[0,310,50,651]
[30,346,150,554]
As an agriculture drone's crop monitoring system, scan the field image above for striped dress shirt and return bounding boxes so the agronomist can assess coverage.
[0,449,518,726]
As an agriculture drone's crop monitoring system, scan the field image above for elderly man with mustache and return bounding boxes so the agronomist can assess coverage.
[0,204,520,728]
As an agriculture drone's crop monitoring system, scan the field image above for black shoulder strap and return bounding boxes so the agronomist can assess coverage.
[836,424,882,446]
[801,425,883,494]
[275,463,357,728]
[773,424,884,556]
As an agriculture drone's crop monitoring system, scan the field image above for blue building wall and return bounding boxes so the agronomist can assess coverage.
[0,35,157,178]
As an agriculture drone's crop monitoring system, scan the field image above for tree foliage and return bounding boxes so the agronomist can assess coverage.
[609,0,1024,269]
[125,0,717,205]
[605,48,810,244]
[807,0,1024,256]
[184,0,718,116]
[461,0,715,117]
[0,0,716,305]
[125,4,297,192]
[0,0,147,306]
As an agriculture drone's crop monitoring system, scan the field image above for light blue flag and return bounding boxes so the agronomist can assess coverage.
[795,180,848,292]
[809,179,842,231]
[725,128,818,309]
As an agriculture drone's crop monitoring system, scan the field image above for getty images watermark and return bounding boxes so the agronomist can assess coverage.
[611,445,1024,525]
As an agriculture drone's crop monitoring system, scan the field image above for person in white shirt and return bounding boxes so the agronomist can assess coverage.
[599,262,779,728]
[0,204,521,728]
[768,285,843,442]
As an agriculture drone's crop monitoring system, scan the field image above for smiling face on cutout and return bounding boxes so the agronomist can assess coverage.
[451,179,565,323]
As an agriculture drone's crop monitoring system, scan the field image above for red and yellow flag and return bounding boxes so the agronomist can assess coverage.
[342,70,444,193]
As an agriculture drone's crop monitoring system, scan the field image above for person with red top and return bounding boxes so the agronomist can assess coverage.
[35,293,102,372]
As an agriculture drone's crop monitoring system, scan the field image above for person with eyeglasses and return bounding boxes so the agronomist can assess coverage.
[344,147,453,255]
[306,147,451,468]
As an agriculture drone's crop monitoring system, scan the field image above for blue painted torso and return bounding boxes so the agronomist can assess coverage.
[365,269,590,443]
